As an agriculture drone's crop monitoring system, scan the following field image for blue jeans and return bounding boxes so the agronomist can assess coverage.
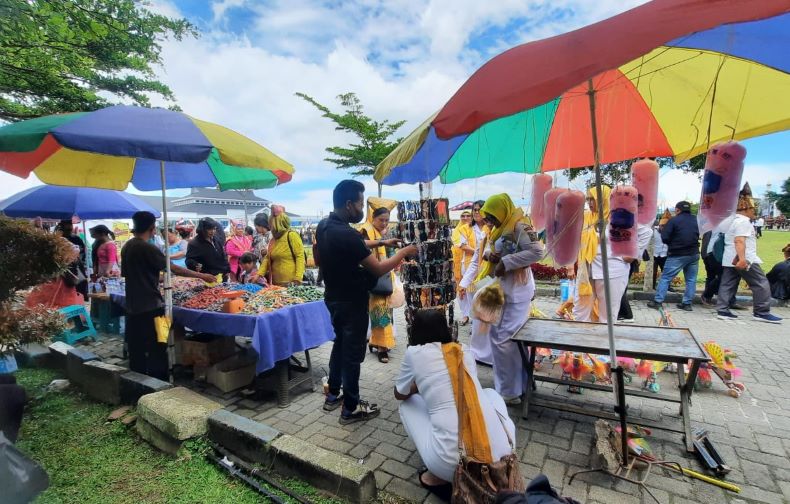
[654,254,699,305]
[326,301,369,411]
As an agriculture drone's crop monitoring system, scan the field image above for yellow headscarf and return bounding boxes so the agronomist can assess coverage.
[269,204,291,235]
[476,194,530,282]
[361,197,397,259]
[577,186,611,299]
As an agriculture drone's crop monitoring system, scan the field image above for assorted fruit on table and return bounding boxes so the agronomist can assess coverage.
[171,282,323,314]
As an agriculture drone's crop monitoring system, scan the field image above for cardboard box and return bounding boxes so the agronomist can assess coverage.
[207,351,257,393]
[181,333,236,367]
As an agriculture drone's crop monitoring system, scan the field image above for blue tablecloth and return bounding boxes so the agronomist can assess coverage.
[111,294,334,373]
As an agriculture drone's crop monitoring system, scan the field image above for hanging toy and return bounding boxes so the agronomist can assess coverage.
[543,188,568,255]
[702,341,746,398]
[697,141,747,234]
[551,190,586,266]
[530,174,553,232]
[608,185,639,258]
[632,159,659,226]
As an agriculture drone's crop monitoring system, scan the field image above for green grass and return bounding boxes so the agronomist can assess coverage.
[14,368,344,504]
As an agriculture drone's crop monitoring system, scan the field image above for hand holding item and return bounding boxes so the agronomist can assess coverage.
[458,286,467,300]
[199,273,216,283]
[733,256,749,270]
[401,244,418,258]
[382,238,402,248]
[488,252,501,264]
[494,260,506,277]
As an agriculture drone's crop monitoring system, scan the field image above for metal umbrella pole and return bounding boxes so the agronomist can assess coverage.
[159,161,175,383]
[586,79,629,465]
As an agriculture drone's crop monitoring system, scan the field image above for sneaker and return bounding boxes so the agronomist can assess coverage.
[339,400,380,425]
[323,393,343,412]
[503,396,522,406]
[676,303,693,312]
[646,300,663,310]
[753,313,782,324]
[717,310,738,320]
[618,317,635,324]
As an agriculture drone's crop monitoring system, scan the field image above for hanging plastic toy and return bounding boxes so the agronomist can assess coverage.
[632,159,659,226]
[608,185,639,258]
[698,141,747,234]
[551,190,586,266]
[530,174,553,232]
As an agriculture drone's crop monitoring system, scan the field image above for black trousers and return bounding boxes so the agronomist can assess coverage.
[326,300,369,411]
[618,261,639,320]
[652,256,667,290]
[126,308,168,381]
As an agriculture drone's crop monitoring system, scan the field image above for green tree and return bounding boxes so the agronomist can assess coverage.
[565,155,706,188]
[295,92,405,194]
[0,0,196,122]
[766,177,790,215]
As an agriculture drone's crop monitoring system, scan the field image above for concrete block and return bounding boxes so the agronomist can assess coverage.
[119,371,172,405]
[66,348,100,387]
[207,410,280,463]
[48,341,74,370]
[81,361,126,405]
[269,434,377,503]
[136,387,221,440]
[15,343,51,368]
[136,417,183,455]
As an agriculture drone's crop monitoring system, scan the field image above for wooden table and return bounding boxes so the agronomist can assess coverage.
[513,319,710,452]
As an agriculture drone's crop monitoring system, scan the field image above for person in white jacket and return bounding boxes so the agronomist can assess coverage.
[458,194,544,403]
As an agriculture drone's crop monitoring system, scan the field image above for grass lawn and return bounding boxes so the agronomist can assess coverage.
[14,368,347,504]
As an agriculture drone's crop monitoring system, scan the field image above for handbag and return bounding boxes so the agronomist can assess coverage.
[370,272,393,296]
[451,355,524,503]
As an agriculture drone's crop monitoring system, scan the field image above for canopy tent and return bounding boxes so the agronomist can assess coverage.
[0,185,161,220]
[374,0,790,186]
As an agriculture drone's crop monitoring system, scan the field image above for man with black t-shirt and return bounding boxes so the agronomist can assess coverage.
[316,180,416,424]
[122,211,215,380]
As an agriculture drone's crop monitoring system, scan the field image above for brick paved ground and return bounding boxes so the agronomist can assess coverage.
[86,297,790,504]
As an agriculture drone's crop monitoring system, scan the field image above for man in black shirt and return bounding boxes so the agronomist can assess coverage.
[122,211,215,380]
[648,201,700,311]
[316,180,415,424]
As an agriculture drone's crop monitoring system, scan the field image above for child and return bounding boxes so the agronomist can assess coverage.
[238,252,267,286]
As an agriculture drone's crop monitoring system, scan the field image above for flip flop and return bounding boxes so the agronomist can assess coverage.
[418,468,452,502]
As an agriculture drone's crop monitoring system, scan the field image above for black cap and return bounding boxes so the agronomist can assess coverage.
[132,211,157,234]
[675,201,691,212]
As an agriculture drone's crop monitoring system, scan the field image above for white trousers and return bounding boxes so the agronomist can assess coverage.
[399,389,516,482]
[572,281,595,322]
[593,276,629,323]
[457,292,472,318]
[489,299,531,399]
[469,318,493,365]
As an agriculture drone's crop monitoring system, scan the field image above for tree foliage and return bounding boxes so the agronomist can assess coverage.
[0,0,196,122]
[295,92,405,177]
[766,177,790,215]
[564,155,707,188]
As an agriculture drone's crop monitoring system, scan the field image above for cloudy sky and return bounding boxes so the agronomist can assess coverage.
[1,0,788,215]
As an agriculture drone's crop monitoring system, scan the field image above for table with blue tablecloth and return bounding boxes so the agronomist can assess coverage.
[111,294,335,405]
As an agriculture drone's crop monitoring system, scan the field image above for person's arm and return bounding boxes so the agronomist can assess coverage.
[170,242,187,260]
[291,233,305,283]
[171,263,216,282]
[733,236,748,269]
[393,351,417,400]
[364,238,401,249]
[458,246,481,294]
[360,245,416,278]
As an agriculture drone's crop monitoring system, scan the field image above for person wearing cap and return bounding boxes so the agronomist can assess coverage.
[648,201,700,312]
[715,190,782,323]
[122,211,217,380]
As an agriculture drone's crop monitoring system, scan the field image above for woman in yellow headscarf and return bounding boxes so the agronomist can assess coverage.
[258,205,305,286]
[458,194,544,403]
[451,210,476,325]
[359,197,398,363]
[572,186,611,322]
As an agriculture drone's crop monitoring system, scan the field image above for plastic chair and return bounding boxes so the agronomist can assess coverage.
[56,305,97,344]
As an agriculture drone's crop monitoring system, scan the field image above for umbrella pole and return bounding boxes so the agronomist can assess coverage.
[587,79,629,465]
[160,161,174,383]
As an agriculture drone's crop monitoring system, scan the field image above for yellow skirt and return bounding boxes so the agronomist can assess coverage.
[369,294,395,349]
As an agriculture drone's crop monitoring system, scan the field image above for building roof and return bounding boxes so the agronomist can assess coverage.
[174,188,268,204]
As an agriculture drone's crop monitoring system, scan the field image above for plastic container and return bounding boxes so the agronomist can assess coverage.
[632,159,659,225]
[551,190,586,266]
[698,141,746,234]
[559,279,570,302]
[530,174,553,232]
[609,185,639,258]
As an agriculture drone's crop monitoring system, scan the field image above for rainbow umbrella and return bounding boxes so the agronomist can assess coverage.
[374,0,790,185]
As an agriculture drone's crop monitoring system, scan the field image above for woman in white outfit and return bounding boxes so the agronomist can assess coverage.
[459,194,544,403]
[395,310,516,498]
[464,200,493,365]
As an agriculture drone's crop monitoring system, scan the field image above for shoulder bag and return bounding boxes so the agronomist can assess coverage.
[451,354,524,503]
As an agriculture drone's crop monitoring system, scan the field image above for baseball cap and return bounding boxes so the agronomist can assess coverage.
[675,201,691,212]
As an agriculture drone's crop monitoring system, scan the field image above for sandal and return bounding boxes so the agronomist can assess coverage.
[368,344,376,353]
[460,317,470,326]
[378,350,389,363]
[418,468,452,502]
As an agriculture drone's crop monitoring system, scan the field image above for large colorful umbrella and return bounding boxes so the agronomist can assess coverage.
[375,0,790,185]
[0,185,161,220]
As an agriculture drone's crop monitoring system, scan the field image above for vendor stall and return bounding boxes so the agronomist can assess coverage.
[112,282,333,406]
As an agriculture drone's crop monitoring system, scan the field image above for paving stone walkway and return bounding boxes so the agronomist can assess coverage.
[85,297,790,504]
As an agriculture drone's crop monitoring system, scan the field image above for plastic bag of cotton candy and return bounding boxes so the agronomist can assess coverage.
[698,141,747,234]
[609,186,639,258]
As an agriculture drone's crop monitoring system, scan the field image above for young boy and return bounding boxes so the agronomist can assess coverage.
[238,252,267,286]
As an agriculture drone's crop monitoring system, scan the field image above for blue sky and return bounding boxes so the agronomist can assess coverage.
[1,0,787,214]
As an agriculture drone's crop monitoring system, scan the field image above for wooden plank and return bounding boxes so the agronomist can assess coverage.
[534,374,681,403]
[514,319,709,361]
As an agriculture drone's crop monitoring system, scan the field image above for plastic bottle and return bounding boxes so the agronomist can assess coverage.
[632,159,659,225]
[609,185,639,258]
[698,141,747,234]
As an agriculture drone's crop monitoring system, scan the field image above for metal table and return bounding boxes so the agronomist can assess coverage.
[513,318,710,452]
